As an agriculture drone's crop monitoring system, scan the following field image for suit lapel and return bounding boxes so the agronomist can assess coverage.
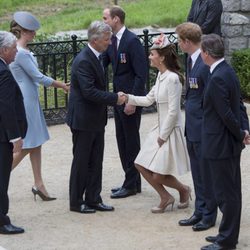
[186,55,203,96]
[194,0,206,20]
[191,55,202,76]
[86,47,105,84]
[114,29,128,73]
[203,61,227,107]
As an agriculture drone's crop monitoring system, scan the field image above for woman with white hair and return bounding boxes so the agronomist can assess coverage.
[9,11,69,201]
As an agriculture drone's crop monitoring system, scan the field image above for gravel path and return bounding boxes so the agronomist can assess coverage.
[0,112,249,250]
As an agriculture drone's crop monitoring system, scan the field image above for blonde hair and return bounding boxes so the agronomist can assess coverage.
[175,22,202,44]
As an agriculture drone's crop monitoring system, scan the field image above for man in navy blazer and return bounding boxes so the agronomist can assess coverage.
[67,21,126,213]
[176,22,217,231]
[102,6,147,198]
[0,31,27,234]
[187,0,223,35]
[200,34,250,250]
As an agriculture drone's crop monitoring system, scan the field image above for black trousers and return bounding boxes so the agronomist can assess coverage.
[69,129,104,207]
[0,142,12,226]
[207,156,241,247]
[187,139,217,223]
[114,106,141,190]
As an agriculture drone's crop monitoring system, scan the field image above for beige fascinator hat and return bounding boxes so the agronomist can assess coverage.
[13,11,40,31]
[150,33,171,50]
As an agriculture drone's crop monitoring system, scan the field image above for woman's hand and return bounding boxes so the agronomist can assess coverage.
[63,82,70,93]
[157,137,165,147]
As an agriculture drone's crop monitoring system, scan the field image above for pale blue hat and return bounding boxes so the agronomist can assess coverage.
[13,11,40,31]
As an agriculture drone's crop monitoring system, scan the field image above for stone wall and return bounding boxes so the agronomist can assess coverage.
[221,0,250,61]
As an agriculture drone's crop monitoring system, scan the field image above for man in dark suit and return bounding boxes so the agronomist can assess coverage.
[102,6,147,199]
[67,21,126,213]
[200,34,250,250]
[187,0,223,35]
[176,22,217,231]
[0,31,27,234]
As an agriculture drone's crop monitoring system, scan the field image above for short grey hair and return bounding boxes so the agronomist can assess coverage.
[87,21,112,42]
[0,31,17,49]
[201,34,224,59]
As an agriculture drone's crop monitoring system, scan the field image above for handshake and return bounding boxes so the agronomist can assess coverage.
[116,91,128,105]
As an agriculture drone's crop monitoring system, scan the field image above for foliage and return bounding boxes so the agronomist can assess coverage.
[231,49,250,99]
[0,0,191,37]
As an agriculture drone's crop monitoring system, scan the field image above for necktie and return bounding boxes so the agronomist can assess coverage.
[185,56,192,94]
[98,54,104,72]
[112,35,118,59]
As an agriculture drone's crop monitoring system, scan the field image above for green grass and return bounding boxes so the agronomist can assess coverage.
[0,0,191,36]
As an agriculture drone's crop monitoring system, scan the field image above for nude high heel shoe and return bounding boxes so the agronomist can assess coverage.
[151,196,175,213]
[32,186,56,201]
[177,186,192,209]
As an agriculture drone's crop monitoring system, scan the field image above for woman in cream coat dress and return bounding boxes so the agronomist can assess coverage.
[9,11,69,201]
[124,34,191,213]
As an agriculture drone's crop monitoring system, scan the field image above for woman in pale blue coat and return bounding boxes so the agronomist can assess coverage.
[10,11,69,201]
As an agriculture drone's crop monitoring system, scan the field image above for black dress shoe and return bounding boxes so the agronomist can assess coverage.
[111,187,121,193]
[179,215,201,226]
[206,236,218,243]
[192,221,215,231]
[0,224,24,234]
[111,186,141,193]
[201,243,236,250]
[70,204,96,214]
[110,187,137,199]
[89,203,114,212]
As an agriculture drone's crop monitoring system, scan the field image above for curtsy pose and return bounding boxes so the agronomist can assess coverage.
[121,34,191,213]
[9,11,69,201]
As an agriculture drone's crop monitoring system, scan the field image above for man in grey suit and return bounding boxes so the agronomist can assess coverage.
[67,21,126,214]
[187,0,223,35]
[0,31,27,234]
[200,34,250,250]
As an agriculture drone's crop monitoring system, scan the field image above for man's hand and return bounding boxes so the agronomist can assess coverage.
[117,92,127,105]
[157,137,165,147]
[117,92,135,114]
[13,139,23,153]
[117,92,129,105]
[243,130,250,145]
[124,104,136,115]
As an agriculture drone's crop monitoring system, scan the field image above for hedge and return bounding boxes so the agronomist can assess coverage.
[231,48,250,99]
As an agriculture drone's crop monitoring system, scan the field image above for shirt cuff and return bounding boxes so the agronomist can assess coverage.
[10,137,21,143]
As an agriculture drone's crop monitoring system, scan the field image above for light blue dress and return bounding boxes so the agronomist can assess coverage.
[10,46,54,149]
